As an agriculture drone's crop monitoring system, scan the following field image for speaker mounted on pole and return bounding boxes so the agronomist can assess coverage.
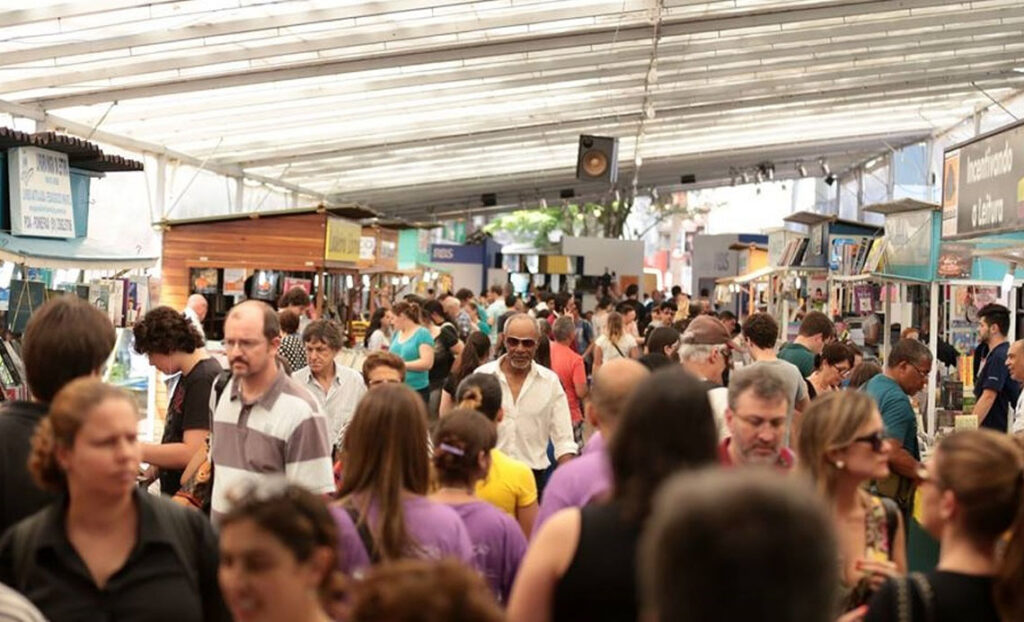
[576,135,618,184]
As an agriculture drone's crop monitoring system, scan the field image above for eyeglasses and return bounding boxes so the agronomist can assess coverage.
[909,363,931,378]
[850,430,886,453]
[505,337,537,349]
[735,414,786,432]
[224,338,267,352]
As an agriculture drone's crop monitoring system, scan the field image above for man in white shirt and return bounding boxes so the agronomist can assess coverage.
[292,319,366,450]
[183,294,208,340]
[679,316,733,438]
[485,284,508,332]
[476,313,577,493]
[1006,339,1024,434]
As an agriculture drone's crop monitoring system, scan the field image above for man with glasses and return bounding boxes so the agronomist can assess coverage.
[679,316,735,438]
[293,319,366,450]
[476,314,577,494]
[863,338,932,514]
[720,365,794,469]
[740,312,809,448]
[210,301,335,524]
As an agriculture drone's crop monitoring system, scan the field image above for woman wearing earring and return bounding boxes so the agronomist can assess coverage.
[797,391,906,615]
[864,430,1024,622]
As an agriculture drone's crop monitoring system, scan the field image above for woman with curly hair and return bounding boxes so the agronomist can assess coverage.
[134,306,223,497]
[0,378,227,621]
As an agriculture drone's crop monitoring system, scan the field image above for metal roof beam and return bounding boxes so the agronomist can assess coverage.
[23,0,970,109]
[0,1,178,28]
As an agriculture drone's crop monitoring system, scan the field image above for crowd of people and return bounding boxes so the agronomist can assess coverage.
[0,282,1023,622]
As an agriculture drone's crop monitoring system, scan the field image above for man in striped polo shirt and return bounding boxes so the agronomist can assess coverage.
[210,300,335,523]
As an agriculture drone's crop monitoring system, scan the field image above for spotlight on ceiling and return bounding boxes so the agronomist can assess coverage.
[758,163,774,182]
[796,161,808,177]
[825,173,837,186]
[755,170,764,184]
[819,158,831,177]
[559,188,575,199]
[741,171,752,185]
[481,193,497,207]
[680,173,697,184]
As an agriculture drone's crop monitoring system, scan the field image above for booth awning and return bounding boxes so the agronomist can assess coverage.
[0,233,157,270]
[830,272,932,285]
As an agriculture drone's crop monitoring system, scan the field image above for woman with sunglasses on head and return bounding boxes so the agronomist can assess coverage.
[807,342,856,400]
[219,480,340,622]
[864,430,1024,622]
[797,391,906,617]
[330,383,472,575]
[429,409,528,604]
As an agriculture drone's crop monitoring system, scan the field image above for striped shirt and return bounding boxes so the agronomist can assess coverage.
[210,368,335,522]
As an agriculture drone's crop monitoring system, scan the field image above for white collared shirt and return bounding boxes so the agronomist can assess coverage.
[1014,392,1024,434]
[475,357,577,469]
[293,363,367,447]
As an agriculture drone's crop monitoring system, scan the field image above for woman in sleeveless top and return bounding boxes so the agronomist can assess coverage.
[592,312,639,376]
[797,391,906,615]
[865,430,1024,622]
[507,366,718,622]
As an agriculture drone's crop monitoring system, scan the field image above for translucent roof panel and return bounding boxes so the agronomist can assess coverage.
[1,0,1022,219]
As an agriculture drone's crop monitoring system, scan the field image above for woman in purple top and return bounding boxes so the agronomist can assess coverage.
[330,384,472,575]
[430,408,528,605]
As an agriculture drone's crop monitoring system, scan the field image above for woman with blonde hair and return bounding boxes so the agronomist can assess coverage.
[0,378,227,621]
[797,391,906,615]
[865,430,1024,621]
[592,311,639,375]
[331,383,471,575]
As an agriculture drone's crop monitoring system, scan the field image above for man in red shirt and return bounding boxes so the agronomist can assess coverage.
[550,316,589,446]
[720,364,795,470]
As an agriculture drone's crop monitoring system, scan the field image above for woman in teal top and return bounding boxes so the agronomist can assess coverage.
[389,301,435,401]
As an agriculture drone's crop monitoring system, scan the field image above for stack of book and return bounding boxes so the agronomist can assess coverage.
[830,237,887,275]
[778,237,810,267]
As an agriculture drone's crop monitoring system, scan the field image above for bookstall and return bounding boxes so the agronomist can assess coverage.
[713,242,769,319]
[159,204,378,342]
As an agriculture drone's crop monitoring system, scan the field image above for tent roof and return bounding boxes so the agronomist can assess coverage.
[0,232,157,270]
[1,1,1022,219]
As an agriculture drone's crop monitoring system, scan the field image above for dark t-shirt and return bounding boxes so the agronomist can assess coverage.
[429,323,460,390]
[974,341,1020,432]
[160,358,222,496]
[865,571,1000,622]
[0,401,56,535]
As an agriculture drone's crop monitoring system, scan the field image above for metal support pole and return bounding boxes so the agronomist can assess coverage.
[155,154,167,219]
[883,283,892,362]
[234,178,245,213]
[927,281,939,436]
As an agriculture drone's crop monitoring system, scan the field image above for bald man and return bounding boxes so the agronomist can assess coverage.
[531,358,650,533]
[477,313,577,493]
[183,293,208,340]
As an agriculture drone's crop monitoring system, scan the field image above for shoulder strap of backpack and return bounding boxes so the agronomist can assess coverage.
[343,503,381,565]
[149,498,200,592]
[910,573,935,622]
[213,369,232,404]
[11,510,48,592]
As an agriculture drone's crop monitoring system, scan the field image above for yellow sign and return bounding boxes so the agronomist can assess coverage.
[325,217,361,263]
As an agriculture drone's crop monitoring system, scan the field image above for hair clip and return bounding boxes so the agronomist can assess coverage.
[438,442,465,457]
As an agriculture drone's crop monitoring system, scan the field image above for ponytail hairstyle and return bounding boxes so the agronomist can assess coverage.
[30,378,138,492]
[450,332,491,388]
[454,373,503,421]
[392,301,422,326]
[932,430,1024,620]
[432,409,497,488]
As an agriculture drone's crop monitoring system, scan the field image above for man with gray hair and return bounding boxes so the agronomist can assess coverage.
[679,315,733,437]
[721,364,795,469]
[639,469,838,622]
[549,316,589,444]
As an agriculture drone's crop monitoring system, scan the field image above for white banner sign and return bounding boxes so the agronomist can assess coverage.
[8,146,75,238]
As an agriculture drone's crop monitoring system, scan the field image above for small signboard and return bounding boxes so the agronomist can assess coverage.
[7,146,76,238]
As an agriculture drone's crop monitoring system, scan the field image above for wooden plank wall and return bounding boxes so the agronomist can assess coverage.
[160,212,326,311]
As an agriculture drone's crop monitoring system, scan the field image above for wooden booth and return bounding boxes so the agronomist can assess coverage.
[159,204,379,341]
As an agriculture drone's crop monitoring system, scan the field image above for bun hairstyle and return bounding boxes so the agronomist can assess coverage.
[392,301,422,325]
[432,409,497,488]
[455,373,503,421]
[30,378,137,492]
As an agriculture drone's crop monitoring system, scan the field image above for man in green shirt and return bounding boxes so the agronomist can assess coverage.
[863,338,932,513]
[777,311,834,378]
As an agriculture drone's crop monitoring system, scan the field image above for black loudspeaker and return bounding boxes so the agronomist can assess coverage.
[481,193,497,206]
[576,135,618,183]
